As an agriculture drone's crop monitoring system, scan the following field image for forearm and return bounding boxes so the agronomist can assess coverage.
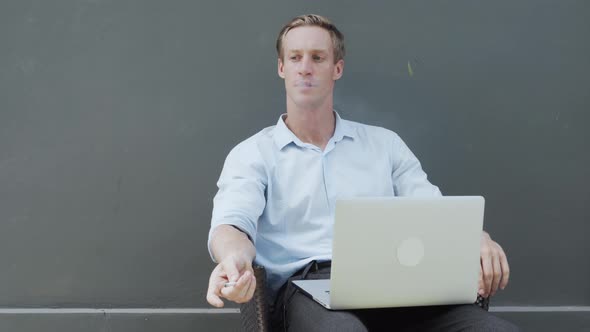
[210,224,256,263]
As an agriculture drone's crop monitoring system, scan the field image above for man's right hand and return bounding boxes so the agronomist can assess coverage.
[206,254,256,307]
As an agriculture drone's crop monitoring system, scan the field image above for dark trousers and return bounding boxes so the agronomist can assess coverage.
[272,261,519,332]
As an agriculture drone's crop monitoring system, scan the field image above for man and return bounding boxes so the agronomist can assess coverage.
[207,14,518,331]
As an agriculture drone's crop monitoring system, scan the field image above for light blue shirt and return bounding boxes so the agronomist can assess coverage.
[208,112,441,298]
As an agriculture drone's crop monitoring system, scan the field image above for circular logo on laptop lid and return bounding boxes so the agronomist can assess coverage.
[397,237,425,267]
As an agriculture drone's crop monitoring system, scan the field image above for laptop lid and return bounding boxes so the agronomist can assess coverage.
[325,196,484,310]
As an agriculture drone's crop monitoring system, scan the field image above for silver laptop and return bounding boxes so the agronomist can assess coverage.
[292,196,484,310]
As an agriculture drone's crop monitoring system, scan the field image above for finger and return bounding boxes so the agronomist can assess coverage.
[236,272,254,303]
[478,265,484,296]
[238,271,253,300]
[206,278,225,307]
[227,270,251,302]
[220,270,250,300]
[206,288,225,307]
[491,250,502,296]
[223,259,241,283]
[208,265,228,307]
[481,253,493,297]
[234,263,254,302]
[244,274,257,303]
[499,249,510,290]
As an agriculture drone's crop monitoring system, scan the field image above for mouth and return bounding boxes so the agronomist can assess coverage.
[295,81,316,88]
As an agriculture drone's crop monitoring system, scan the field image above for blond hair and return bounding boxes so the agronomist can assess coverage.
[276,14,345,64]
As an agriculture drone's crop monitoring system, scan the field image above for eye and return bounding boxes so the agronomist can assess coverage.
[290,55,301,61]
[312,55,324,62]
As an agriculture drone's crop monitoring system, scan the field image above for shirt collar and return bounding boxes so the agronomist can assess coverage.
[273,111,356,150]
[332,111,357,143]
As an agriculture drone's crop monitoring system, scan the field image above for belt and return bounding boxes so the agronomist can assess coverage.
[297,260,332,279]
[313,260,332,271]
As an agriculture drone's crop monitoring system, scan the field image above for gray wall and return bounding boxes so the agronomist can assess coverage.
[1,0,588,330]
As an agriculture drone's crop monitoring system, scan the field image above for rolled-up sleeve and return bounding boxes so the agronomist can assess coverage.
[207,141,267,262]
[390,133,442,197]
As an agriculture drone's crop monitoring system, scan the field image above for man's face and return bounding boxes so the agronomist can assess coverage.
[278,26,344,110]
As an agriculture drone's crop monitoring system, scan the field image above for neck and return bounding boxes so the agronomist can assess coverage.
[284,104,335,150]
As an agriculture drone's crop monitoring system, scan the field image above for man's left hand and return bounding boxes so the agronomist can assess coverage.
[479,231,510,298]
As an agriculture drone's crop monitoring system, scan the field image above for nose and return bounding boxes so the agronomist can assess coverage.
[298,55,313,76]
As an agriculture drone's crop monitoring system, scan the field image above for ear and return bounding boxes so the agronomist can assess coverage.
[333,59,344,80]
[278,58,285,79]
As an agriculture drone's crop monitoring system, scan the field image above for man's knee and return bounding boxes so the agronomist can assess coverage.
[436,305,519,332]
[476,314,520,332]
[286,293,367,332]
[288,312,367,332]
